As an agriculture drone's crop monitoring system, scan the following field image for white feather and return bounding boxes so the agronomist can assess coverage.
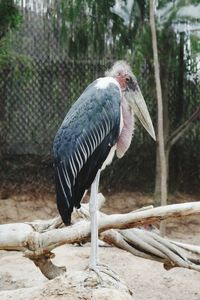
[57,167,70,207]
[101,145,116,170]
[95,77,120,90]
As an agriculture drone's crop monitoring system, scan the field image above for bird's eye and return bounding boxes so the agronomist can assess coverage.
[126,77,130,83]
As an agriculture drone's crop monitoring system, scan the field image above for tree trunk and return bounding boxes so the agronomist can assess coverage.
[154,65,170,205]
[149,0,167,235]
[152,11,200,206]
[155,145,170,206]
[154,145,161,205]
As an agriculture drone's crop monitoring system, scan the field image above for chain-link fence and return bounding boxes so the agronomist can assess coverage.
[0,60,108,155]
[0,1,200,191]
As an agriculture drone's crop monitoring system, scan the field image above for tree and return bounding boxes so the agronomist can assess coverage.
[0,0,22,158]
[0,0,21,39]
[133,1,200,203]
[152,1,200,202]
[50,0,148,60]
[0,0,22,67]
[149,0,167,235]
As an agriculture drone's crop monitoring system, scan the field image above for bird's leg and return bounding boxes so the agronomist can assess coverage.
[88,170,120,283]
[89,170,101,270]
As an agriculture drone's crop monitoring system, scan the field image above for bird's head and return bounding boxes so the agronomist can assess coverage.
[106,61,156,140]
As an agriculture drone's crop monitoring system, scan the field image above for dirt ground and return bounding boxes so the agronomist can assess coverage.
[0,188,200,299]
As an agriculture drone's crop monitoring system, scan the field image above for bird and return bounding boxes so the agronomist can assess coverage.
[53,60,155,273]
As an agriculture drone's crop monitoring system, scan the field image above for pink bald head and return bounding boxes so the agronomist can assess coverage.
[105,60,137,91]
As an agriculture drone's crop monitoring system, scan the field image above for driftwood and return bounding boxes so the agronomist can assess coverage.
[0,194,200,280]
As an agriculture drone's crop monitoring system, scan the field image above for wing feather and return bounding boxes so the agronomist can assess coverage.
[62,162,71,194]
[53,79,121,225]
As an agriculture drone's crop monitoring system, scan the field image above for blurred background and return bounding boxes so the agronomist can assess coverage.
[0,0,199,203]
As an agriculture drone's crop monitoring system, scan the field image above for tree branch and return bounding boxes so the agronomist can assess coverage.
[101,228,200,271]
[167,106,200,151]
[1,198,200,279]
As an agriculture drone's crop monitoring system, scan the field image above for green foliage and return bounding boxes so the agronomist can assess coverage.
[0,0,33,80]
[0,0,26,71]
[0,0,22,38]
[0,34,33,80]
[51,0,142,59]
[190,34,200,56]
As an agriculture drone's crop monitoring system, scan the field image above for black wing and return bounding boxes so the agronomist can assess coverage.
[53,79,121,225]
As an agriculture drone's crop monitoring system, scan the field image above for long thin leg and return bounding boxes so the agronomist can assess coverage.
[89,170,100,269]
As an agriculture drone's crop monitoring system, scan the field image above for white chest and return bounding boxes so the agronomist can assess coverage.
[101,145,117,170]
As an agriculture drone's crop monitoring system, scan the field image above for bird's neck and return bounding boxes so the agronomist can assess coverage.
[116,97,135,158]
[115,76,126,91]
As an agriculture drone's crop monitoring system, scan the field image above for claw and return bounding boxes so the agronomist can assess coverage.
[89,265,104,283]
[76,206,89,218]
[88,264,120,283]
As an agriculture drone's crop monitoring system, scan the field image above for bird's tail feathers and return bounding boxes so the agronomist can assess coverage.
[54,164,73,225]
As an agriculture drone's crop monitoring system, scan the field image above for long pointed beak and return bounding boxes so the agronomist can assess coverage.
[124,86,156,141]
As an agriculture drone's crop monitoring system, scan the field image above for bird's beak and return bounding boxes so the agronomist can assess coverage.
[124,84,156,141]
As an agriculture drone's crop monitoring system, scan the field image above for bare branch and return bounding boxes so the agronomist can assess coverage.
[1,200,200,279]
[167,107,200,150]
[101,228,200,271]
[26,251,66,279]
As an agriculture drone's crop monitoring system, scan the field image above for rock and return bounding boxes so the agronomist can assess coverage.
[0,268,134,300]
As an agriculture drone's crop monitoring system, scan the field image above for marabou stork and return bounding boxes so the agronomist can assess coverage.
[53,61,155,273]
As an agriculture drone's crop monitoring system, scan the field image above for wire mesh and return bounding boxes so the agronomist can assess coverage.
[0,1,199,191]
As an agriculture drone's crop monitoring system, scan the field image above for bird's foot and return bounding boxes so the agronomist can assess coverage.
[97,263,120,282]
[87,263,120,283]
[88,265,104,283]
[75,206,89,220]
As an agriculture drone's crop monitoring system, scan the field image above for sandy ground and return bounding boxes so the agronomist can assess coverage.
[0,191,200,299]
